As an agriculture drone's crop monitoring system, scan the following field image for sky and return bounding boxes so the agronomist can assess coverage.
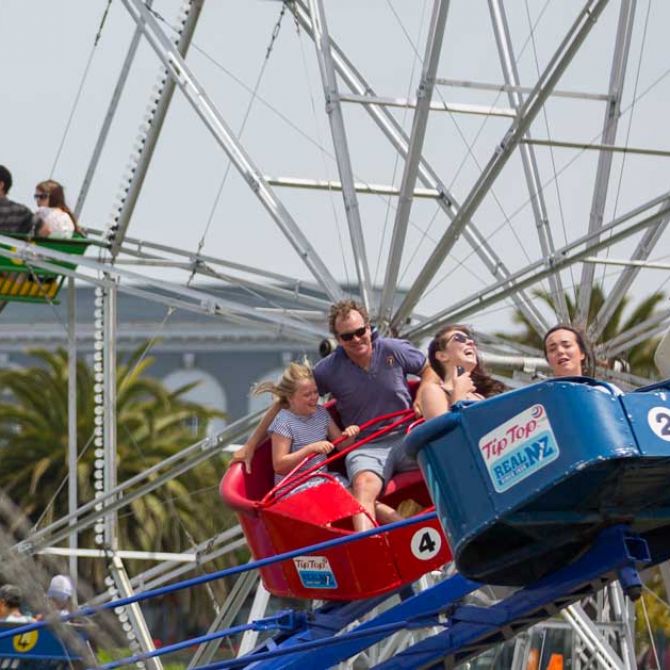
[1,0,670,342]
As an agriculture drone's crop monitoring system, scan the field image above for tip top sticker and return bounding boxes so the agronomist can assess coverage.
[293,555,338,589]
[478,404,559,493]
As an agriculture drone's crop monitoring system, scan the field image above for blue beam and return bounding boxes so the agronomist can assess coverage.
[237,575,479,670]
[375,525,649,669]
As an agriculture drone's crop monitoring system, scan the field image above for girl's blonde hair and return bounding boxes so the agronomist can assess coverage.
[252,360,314,406]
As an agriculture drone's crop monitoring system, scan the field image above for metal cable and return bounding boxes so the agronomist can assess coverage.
[49,0,114,177]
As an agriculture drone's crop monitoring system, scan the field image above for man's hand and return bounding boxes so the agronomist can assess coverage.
[415,365,441,416]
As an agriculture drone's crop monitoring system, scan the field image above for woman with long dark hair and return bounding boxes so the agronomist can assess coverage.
[420,324,506,420]
[542,324,595,378]
[34,179,82,238]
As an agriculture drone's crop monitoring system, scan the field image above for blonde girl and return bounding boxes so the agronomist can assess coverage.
[254,361,360,487]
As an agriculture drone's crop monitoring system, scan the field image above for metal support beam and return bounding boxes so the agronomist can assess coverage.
[608,581,637,669]
[583,256,670,271]
[75,0,155,218]
[561,603,625,669]
[84,526,245,604]
[404,191,670,339]
[576,0,636,326]
[263,175,442,199]
[38,547,199,562]
[109,555,162,670]
[436,77,610,101]
[590,196,670,340]
[308,0,372,309]
[489,0,569,323]
[67,278,78,597]
[392,0,610,331]
[188,569,259,670]
[111,0,205,257]
[120,0,344,302]
[599,308,670,356]
[237,581,271,657]
[339,92,515,118]
[15,413,259,556]
[292,0,548,336]
[379,0,450,324]
[0,235,328,342]
[103,280,118,549]
[522,137,670,157]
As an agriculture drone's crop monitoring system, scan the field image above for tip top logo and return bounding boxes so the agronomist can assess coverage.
[479,404,559,493]
[293,555,338,589]
[480,404,544,461]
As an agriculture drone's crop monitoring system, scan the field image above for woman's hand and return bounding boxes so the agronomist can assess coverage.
[342,425,360,439]
[451,366,476,401]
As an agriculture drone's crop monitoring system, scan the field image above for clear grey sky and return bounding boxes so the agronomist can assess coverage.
[2,0,669,335]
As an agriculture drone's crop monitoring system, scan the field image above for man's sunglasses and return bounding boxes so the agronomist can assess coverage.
[447,332,474,345]
[338,326,368,342]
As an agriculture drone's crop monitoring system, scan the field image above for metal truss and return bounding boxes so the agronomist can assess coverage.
[392,0,611,330]
[119,0,344,303]
[404,191,670,340]
[0,234,327,343]
[6,2,670,667]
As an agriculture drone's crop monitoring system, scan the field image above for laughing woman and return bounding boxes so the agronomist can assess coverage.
[419,325,507,420]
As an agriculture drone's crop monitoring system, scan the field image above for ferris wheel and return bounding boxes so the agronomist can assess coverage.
[1,1,670,668]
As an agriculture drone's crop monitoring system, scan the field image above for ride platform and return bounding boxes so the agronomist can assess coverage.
[220,409,451,601]
[0,233,90,305]
[406,376,670,585]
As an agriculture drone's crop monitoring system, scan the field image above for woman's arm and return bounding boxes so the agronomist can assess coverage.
[419,381,450,420]
[231,401,282,473]
[272,433,334,476]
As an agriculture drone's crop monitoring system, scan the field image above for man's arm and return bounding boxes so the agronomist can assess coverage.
[231,401,281,474]
[418,377,449,420]
[414,363,440,416]
[390,338,438,415]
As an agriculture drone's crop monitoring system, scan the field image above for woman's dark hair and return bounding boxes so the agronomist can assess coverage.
[36,179,82,234]
[542,324,595,376]
[428,324,506,398]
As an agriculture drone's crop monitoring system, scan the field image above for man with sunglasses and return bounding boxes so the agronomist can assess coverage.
[312,299,431,531]
[0,165,34,234]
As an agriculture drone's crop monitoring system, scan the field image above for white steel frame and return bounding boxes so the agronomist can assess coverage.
[3,1,670,667]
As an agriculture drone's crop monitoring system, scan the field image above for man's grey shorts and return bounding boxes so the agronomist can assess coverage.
[345,432,417,487]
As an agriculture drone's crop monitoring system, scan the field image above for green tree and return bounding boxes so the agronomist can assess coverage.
[501,286,665,377]
[0,348,236,597]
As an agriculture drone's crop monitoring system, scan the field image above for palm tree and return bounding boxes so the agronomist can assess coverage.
[0,347,236,596]
[501,286,665,377]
